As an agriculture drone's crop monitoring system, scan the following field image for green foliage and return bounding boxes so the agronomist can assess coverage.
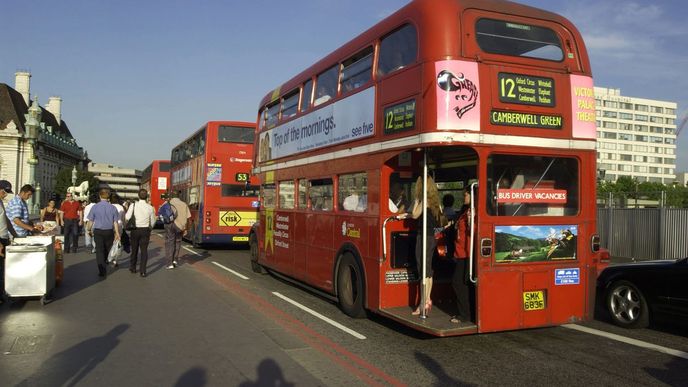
[596,179,688,208]
[52,167,98,200]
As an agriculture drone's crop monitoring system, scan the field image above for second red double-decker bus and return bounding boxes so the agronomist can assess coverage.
[141,160,171,225]
[250,0,606,336]
[170,121,260,245]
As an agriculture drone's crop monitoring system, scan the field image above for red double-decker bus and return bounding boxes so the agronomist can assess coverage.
[170,121,259,246]
[250,0,605,336]
[141,160,171,223]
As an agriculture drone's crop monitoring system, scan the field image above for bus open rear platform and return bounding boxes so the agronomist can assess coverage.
[379,307,478,337]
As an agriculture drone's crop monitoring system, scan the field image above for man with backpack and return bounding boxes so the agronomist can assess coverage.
[159,191,191,269]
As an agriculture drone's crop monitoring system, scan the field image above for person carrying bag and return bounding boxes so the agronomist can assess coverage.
[125,189,157,277]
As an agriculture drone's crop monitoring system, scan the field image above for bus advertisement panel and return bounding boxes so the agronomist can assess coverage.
[250,0,604,336]
[171,121,259,245]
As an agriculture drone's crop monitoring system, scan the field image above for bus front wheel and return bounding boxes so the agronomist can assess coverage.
[249,233,265,274]
[337,253,366,318]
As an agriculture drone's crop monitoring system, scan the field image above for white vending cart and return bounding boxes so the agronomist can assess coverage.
[4,235,56,304]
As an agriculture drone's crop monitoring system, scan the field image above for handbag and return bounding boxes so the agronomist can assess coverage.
[125,203,137,231]
[435,228,448,258]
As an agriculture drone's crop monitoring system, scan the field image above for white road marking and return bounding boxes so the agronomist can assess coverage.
[212,261,249,280]
[182,246,202,256]
[272,292,367,340]
[564,324,688,360]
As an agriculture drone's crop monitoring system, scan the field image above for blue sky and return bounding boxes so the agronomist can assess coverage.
[1,0,686,172]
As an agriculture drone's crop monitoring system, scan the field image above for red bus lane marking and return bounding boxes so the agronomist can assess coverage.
[194,261,406,387]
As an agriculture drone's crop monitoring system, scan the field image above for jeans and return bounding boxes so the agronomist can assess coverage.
[164,223,183,265]
[63,218,80,252]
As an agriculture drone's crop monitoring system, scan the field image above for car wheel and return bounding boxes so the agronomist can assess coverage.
[336,253,366,318]
[606,280,650,329]
[249,233,265,274]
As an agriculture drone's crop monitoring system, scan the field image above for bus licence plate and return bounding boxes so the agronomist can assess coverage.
[523,290,545,311]
[232,236,249,242]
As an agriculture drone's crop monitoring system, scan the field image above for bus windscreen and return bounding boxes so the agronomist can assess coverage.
[219,125,255,144]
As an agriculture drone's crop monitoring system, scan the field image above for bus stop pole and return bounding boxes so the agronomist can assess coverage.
[421,149,428,319]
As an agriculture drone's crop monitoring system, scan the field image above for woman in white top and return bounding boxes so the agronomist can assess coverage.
[109,193,127,267]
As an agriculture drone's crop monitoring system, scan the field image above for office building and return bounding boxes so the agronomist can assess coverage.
[595,87,677,184]
[87,162,141,200]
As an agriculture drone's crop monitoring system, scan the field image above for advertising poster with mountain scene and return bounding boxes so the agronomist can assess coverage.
[495,225,577,263]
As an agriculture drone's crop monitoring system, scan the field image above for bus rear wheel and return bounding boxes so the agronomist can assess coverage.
[249,233,265,274]
[337,253,366,318]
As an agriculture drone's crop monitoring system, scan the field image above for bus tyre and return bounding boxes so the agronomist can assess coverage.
[337,253,366,318]
[606,280,649,329]
[249,233,265,274]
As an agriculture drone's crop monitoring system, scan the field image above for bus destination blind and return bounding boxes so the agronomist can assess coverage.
[498,73,555,107]
[384,99,416,134]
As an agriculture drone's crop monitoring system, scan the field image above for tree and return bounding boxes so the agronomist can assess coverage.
[52,167,98,201]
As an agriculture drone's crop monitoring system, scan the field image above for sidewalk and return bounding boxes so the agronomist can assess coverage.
[0,232,324,386]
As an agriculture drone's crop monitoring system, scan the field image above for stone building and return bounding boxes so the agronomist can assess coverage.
[0,71,87,212]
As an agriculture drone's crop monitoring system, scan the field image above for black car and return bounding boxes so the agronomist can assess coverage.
[597,257,688,328]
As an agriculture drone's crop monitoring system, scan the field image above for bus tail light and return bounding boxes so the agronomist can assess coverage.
[591,234,601,252]
[206,226,211,231]
[480,238,492,257]
[205,218,211,224]
[206,211,211,217]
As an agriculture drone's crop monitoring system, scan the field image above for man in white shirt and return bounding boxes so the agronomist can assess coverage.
[124,189,157,277]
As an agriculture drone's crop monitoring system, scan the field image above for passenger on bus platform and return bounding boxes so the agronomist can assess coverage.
[388,182,408,213]
[408,175,444,316]
[442,193,457,221]
[451,189,475,324]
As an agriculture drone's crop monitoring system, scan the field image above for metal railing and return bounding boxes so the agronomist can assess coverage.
[597,207,688,261]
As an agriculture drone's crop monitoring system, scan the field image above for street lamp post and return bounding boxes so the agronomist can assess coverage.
[25,96,41,215]
[71,165,77,186]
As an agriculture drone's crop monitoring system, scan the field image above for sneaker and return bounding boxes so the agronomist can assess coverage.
[166,264,176,269]
[173,260,178,267]
[91,248,96,253]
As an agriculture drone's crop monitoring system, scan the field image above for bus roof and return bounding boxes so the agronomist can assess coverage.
[172,120,255,148]
[258,0,588,109]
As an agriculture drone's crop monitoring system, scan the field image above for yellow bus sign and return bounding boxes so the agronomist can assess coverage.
[219,211,257,227]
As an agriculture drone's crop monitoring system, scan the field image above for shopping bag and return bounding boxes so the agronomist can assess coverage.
[108,241,123,262]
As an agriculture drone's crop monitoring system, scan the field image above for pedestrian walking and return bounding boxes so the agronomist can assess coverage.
[86,187,121,278]
[7,184,43,238]
[0,180,19,298]
[82,194,97,253]
[110,193,129,258]
[160,192,191,269]
[60,191,82,253]
[124,189,156,277]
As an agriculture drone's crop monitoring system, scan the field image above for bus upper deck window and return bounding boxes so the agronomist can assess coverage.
[378,24,417,76]
[314,66,338,106]
[301,79,313,113]
[475,19,564,61]
[341,48,373,92]
[266,102,280,128]
[281,91,299,119]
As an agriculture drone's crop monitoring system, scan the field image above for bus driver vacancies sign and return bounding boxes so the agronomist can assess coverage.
[258,87,375,161]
